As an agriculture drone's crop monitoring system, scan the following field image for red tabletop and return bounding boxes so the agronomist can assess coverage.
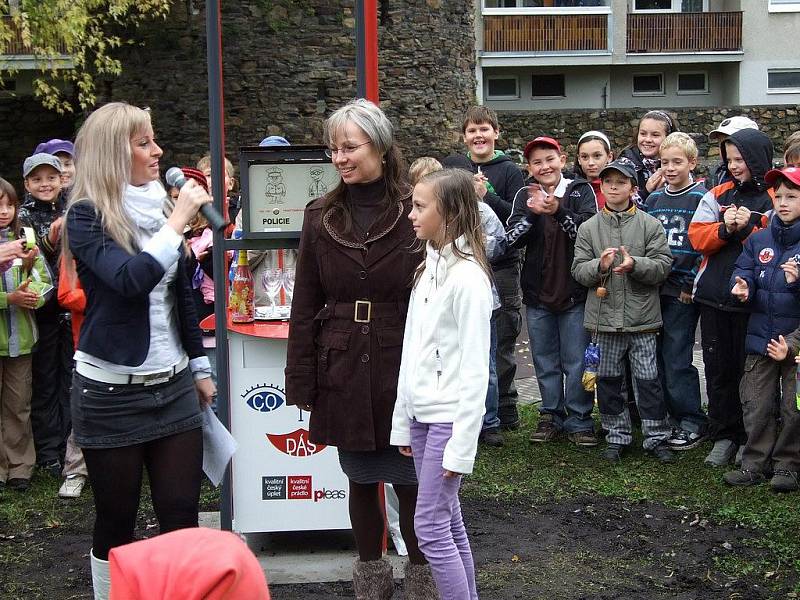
[199,313,290,340]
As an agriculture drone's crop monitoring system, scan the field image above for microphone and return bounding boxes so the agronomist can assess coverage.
[165,167,228,231]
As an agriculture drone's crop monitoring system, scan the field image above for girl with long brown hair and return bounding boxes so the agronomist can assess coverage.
[391,168,493,600]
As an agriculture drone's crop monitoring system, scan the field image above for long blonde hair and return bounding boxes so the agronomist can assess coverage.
[411,168,491,287]
[62,102,152,264]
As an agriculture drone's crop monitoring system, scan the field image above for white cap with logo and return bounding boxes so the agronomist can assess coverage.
[708,116,759,142]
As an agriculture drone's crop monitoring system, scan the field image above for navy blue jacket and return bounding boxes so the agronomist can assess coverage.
[66,201,205,367]
[732,216,800,356]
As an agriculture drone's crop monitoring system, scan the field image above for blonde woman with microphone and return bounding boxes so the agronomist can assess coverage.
[63,102,215,600]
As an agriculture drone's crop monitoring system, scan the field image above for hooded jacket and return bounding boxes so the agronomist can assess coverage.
[732,215,800,356]
[506,174,597,311]
[688,129,774,311]
[390,236,492,474]
[109,528,271,600]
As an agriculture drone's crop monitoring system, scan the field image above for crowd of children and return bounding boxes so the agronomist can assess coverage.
[439,105,800,494]
[2,100,800,600]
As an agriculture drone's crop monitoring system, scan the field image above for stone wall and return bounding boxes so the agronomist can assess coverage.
[100,0,477,172]
[0,96,75,193]
[0,0,477,193]
[496,106,800,177]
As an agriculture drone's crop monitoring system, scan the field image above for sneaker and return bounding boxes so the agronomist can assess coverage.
[59,475,87,499]
[39,460,62,478]
[723,469,766,487]
[602,443,625,463]
[529,415,560,443]
[704,439,737,466]
[498,406,520,431]
[567,430,599,447]
[479,428,504,447]
[734,445,744,467]
[666,429,706,451]
[7,478,30,492]
[649,443,677,464]
[770,469,800,493]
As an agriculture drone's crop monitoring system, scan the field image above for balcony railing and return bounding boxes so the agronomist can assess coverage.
[0,16,68,56]
[484,13,608,53]
[627,12,742,53]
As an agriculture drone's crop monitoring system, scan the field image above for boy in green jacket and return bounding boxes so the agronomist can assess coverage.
[571,161,674,464]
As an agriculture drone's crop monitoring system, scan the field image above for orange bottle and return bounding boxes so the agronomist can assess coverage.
[230,250,254,323]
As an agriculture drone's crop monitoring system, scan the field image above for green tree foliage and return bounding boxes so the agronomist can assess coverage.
[0,0,172,113]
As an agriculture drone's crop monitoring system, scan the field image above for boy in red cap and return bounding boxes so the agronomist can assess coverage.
[507,136,598,446]
[723,167,800,492]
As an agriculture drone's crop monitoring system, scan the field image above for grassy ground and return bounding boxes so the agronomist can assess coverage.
[1,404,798,598]
[466,406,800,595]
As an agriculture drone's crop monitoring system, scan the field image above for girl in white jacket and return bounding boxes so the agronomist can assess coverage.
[391,168,493,600]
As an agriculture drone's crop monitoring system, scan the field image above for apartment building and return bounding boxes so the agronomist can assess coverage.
[476,0,800,110]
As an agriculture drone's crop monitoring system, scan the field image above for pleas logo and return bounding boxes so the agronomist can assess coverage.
[244,384,285,413]
[267,428,326,457]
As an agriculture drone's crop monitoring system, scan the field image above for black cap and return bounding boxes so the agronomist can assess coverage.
[599,160,638,185]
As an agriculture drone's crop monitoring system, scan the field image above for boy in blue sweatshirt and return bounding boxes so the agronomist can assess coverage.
[645,133,708,450]
[723,167,800,492]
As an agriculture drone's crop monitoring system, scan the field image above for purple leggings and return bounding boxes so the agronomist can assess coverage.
[410,420,478,600]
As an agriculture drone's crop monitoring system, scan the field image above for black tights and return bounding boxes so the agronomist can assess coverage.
[348,480,426,565]
[82,428,203,560]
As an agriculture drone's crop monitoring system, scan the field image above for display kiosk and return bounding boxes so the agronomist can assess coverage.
[222,145,350,533]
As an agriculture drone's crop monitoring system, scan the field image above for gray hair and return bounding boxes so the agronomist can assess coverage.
[323,99,394,155]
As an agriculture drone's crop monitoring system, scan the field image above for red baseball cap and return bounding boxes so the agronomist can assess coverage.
[765,167,800,188]
[523,136,562,161]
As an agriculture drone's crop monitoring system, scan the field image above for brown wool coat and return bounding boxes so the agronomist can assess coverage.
[285,194,422,451]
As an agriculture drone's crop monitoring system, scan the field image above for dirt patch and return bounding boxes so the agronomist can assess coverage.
[274,495,785,599]
[1,493,788,599]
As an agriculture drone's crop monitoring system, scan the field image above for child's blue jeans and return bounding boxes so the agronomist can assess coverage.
[657,296,706,433]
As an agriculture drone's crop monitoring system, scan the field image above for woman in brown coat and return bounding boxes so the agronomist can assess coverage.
[285,100,435,599]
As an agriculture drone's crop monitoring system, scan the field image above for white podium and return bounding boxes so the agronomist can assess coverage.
[227,321,351,533]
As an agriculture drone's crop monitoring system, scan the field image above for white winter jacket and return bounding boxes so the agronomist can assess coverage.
[390,236,492,474]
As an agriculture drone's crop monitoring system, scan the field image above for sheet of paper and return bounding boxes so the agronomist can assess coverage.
[202,405,238,487]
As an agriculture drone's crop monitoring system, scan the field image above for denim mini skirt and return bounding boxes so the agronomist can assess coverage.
[71,368,203,449]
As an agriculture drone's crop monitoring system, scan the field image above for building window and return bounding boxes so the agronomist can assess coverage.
[486,76,520,100]
[769,0,800,13]
[677,71,708,94]
[632,0,706,11]
[632,73,664,96]
[768,69,800,92]
[531,73,565,98]
[483,0,609,7]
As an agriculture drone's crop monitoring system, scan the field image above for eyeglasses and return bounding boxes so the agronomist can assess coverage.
[324,141,371,159]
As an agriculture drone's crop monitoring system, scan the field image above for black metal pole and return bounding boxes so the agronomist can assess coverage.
[206,0,233,532]
[355,0,366,98]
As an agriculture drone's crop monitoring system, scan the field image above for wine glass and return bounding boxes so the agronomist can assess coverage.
[282,268,295,312]
[262,268,283,317]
